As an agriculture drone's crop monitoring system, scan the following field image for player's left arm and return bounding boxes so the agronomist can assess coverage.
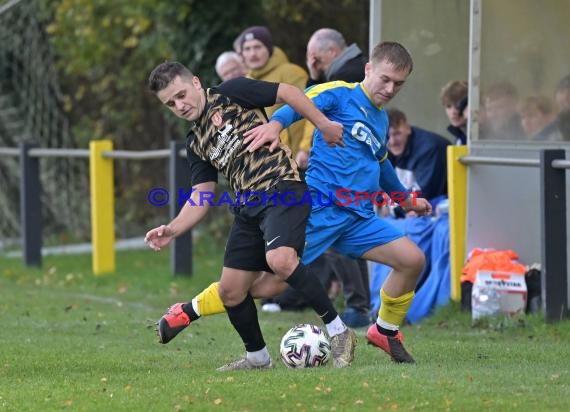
[379,156,432,216]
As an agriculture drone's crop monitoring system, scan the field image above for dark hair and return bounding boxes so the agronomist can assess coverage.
[387,108,408,127]
[148,61,194,94]
[370,41,413,74]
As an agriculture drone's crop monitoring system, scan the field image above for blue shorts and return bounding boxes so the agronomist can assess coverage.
[301,202,404,265]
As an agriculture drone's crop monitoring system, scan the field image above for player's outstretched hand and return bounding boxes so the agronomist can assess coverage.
[243,121,282,152]
[144,225,174,251]
[319,120,344,148]
[403,197,432,217]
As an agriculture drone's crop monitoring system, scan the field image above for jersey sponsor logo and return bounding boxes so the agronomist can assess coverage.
[351,121,385,155]
[209,122,241,167]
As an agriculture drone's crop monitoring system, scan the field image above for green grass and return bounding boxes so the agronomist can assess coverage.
[1,242,569,411]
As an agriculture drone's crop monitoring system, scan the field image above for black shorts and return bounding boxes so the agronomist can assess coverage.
[223,180,311,273]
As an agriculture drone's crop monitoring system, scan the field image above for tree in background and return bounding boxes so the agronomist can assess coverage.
[41,0,263,148]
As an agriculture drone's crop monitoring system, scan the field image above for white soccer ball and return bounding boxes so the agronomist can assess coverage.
[279,324,331,368]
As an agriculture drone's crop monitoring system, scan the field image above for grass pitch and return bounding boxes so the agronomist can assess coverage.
[1,241,569,411]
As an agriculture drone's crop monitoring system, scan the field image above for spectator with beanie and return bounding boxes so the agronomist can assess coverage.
[238,26,313,168]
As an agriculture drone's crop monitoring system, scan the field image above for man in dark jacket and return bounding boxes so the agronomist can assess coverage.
[387,108,450,214]
[270,28,372,328]
[306,28,367,87]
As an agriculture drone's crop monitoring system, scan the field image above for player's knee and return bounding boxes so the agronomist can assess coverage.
[393,245,425,279]
[218,283,245,306]
[266,247,298,278]
[408,247,425,276]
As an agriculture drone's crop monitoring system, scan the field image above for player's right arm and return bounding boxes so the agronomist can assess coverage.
[144,181,215,251]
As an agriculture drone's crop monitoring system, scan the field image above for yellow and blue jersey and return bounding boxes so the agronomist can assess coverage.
[271,81,407,217]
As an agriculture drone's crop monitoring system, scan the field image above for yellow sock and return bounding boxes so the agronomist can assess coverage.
[194,282,226,316]
[378,288,414,326]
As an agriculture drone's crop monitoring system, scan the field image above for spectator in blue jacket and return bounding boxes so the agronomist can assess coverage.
[387,108,450,215]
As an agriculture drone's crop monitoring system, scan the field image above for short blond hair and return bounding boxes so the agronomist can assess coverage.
[370,41,413,74]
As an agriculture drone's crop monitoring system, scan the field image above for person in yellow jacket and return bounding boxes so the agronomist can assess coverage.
[239,26,313,168]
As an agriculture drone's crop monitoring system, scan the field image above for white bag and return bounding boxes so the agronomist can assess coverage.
[472,271,527,321]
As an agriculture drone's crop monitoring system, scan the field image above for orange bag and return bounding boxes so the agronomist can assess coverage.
[461,248,526,284]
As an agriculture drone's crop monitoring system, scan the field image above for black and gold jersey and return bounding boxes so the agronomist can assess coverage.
[186,77,301,194]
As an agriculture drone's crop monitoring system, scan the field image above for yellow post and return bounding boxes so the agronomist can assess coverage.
[447,145,468,301]
[89,140,115,275]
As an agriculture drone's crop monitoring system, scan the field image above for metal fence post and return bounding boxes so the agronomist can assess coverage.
[19,142,42,267]
[540,149,568,322]
[169,141,192,276]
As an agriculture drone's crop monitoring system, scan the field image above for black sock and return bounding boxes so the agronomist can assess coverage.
[286,263,338,324]
[181,302,200,322]
[376,324,398,337]
[225,294,265,352]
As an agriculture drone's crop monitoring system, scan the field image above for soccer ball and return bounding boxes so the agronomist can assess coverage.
[279,324,331,368]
